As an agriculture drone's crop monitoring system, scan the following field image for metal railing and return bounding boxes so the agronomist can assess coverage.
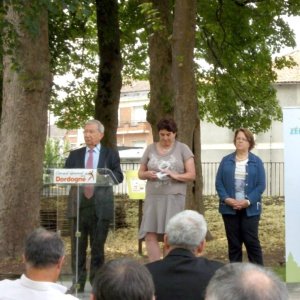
[115,162,284,197]
[43,161,285,199]
[40,162,284,235]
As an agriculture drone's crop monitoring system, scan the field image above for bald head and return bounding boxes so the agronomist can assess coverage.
[205,262,288,300]
[92,258,154,300]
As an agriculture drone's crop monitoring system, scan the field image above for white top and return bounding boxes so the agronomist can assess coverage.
[0,274,79,300]
[235,159,248,200]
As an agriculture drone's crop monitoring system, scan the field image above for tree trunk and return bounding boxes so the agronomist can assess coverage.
[0,68,2,123]
[0,0,3,122]
[172,0,204,212]
[94,0,122,148]
[146,0,174,141]
[0,2,51,258]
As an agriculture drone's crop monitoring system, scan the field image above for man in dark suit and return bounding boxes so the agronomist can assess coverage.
[65,119,123,293]
[146,210,224,300]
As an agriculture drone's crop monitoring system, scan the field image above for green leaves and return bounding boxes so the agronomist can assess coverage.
[139,2,164,32]
[44,138,70,167]
[196,0,299,133]
[50,75,96,129]
[14,0,298,133]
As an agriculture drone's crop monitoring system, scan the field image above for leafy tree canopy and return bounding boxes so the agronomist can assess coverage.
[196,0,300,133]
[2,0,299,133]
[49,0,149,129]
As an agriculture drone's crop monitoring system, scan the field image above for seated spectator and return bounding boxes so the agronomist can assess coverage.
[91,258,155,300]
[146,209,223,300]
[205,262,288,300]
[0,227,78,300]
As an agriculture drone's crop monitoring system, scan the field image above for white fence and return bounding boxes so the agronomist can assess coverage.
[115,162,284,197]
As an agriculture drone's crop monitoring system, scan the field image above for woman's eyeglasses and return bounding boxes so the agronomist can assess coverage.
[236,137,248,142]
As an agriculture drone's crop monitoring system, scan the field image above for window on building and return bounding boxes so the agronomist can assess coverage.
[132,106,147,125]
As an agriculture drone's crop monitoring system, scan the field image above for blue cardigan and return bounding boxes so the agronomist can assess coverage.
[215,152,266,216]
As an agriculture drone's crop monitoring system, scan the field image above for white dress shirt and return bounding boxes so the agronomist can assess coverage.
[0,274,79,300]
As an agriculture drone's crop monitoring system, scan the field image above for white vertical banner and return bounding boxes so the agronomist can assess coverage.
[283,107,300,282]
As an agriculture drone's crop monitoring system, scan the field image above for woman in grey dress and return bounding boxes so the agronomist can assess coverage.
[138,118,195,262]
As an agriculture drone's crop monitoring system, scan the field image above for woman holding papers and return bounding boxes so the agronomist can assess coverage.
[138,118,195,262]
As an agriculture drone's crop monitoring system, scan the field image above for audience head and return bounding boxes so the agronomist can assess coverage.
[92,258,155,300]
[24,227,65,269]
[205,262,288,300]
[165,210,207,252]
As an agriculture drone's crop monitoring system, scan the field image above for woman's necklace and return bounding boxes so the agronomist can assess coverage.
[236,153,248,161]
[158,142,174,154]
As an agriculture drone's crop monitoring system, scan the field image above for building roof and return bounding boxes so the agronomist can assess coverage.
[275,50,300,83]
[121,80,150,93]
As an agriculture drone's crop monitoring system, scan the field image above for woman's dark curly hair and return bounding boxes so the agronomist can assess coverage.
[157,118,178,133]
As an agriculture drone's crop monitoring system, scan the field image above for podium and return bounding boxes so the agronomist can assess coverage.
[44,168,119,295]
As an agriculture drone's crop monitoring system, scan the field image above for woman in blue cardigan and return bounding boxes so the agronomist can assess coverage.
[216,128,266,265]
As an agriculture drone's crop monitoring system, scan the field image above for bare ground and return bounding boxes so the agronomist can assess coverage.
[0,196,285,277]
[102,196,285,268]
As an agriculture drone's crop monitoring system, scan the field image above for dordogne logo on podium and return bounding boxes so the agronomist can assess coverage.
[54,169,97,184]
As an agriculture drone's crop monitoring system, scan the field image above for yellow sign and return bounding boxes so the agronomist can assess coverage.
[126,170,146,200]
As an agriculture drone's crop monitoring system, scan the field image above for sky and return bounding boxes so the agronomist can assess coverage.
[279,16,300,56]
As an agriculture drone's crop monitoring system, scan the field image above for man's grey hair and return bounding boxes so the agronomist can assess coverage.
[85,119,105,133]
[92,258,154,300]
[205,262,288,300]
[166,210,207,252]
[24,228,65,268]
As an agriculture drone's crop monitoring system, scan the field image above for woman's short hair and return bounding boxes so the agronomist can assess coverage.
[157,118,178,133]
[234,128,255,151]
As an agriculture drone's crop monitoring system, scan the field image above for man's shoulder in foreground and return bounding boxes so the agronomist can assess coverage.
[195,256,224,271]
[146,249,224,300]
[0,275,79,300]
[147,248,224,271]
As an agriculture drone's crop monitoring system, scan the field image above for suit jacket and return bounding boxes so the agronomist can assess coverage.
[65,145,123,220]
[146,248,224,300]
